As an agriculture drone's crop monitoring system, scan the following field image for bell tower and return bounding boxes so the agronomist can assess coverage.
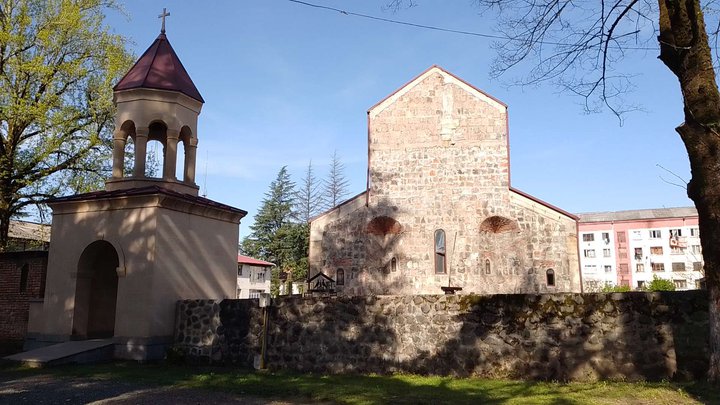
[106,18,204,195]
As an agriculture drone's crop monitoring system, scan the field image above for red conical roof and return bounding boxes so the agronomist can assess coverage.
[114,33,204,103]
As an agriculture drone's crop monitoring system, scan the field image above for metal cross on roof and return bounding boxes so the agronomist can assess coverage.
[158,8,170,34]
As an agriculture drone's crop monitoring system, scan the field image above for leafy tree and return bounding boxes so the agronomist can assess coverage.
[647,275,677,292]
[322,150,350,209]
[387,0,720,381]
[0,0,132,247]
[295,160,323,222]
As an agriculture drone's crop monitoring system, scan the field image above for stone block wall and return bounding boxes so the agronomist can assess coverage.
[175,291,709,381]
[0,251,48,342]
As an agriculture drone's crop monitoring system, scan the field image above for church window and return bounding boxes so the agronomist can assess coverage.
[484,259,491,274]
[391,257,397,272]
[546,269,555,287]
[19,264,29,293]
[336,269,345,285]
[434,229,446,274]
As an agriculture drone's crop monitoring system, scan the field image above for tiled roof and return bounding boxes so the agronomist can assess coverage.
[114,33,204,102]
[237,255,274,267]
[577,207,697,223]
[48,185,246,216]
[9,220,51,242]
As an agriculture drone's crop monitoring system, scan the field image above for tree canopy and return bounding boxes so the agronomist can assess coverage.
[0,0,133,247]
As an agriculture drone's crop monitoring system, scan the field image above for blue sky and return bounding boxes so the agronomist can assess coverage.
[105,1,691,239]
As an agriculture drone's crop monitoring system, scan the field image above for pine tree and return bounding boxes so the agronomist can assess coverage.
[295,161,323,222]
[322,150,350,210]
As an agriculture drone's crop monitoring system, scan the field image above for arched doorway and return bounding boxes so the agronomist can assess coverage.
[72,241,119,339]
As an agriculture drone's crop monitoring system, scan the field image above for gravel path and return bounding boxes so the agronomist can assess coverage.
[0,374,307,405]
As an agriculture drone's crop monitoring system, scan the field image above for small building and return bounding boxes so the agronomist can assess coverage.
[237,255,273,299]
[577,207,703,290]
[6,220,51,252]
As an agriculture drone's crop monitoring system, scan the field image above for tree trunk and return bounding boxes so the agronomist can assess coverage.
[658,0,720,381]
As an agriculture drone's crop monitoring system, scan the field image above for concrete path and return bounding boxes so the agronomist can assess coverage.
[0,374,308,405]
[3,340,113,367]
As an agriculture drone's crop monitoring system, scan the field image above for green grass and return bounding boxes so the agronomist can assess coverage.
[1,362,718,404]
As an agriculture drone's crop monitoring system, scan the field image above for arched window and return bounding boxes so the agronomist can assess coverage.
[434,229,446,274]
[391,257,397,272]
[19,264,29,293]
[546,269,555,287]
[485,259,491,275]
[336,269,345,285]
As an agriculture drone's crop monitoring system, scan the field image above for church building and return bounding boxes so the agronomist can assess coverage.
[308,66,581,295]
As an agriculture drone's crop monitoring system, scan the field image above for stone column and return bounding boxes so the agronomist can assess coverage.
[133,127,148,178]
[111,130,126,179]
[164,129,179,180]
[184,137,198,184]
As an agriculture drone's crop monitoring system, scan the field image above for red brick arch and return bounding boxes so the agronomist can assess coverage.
[366,216,402,236]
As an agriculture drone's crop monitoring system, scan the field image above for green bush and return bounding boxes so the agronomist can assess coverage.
[647,275,676,291]
[601,284,632,292]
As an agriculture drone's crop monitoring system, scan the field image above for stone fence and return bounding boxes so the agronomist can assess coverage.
[174,291,708,381]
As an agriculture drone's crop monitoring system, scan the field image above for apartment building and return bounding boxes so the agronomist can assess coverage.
[577,207,703,291]
[237,255,273,299]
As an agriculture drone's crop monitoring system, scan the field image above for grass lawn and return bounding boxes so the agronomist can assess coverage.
[1,362,718,404]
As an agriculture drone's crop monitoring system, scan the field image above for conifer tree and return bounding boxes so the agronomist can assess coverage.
[322,150,350,210]
[295,160,323,222]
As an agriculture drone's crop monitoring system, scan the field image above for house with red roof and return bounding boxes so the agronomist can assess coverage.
[237,255,273,299]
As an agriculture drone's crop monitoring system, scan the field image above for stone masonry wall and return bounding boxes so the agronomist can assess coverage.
[309,68,580,295]
[175,291,709,381]
[0,251,48,342]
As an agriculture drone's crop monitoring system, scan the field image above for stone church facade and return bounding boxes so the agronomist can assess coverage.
[309,66,581,295]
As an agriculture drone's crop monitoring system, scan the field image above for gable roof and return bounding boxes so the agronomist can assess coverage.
[577,207,697,223]
[114,33,204,103]
[237,254,275,267]
[368,65,507,118]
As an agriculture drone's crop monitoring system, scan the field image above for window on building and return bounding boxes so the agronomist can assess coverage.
[604,265,612,273]
[485,258,491,274]
[617,232,626,243]
[391,258,397,272]
[619,250,628,259]
[691,245,701,254]
[351,268,357,280]
[690,228,700,237]
[434,229,446,274]
[336,269,345,285]
[670,228,683,237]
[546,269,555,287]
[634,247,643,260]
[650,246,663,255]
[583,249,596,258]
[693,262,703,272]
[672,262,686,272]
[603,249,611,257]
[649,230,662,238]
[619,264,629,274]
[631,230,643,239]
[674,279,687,289]
[636,263,645,272]
[652,263,665,272]
[255,271,266,283]
[249,289,263,299]
[601,232,610,243]
[582,233,594,242]
[19,264,29,293]
[637,280,645,289]
[238,265,243,276]
[236,288,241,298]
[670,246,684,255]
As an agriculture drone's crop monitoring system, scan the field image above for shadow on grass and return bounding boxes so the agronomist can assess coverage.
[2,362,718,405]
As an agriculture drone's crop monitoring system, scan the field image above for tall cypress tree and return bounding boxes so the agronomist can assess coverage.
[322,150,350,210]
[295,160,323,222]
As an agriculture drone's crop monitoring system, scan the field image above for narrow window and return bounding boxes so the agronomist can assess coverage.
[336,269,345,285]
[19,264,29,293]
[390,258,397,272]
[434,229,446,274]
[485,258,491,274]
[546,269,555,287]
